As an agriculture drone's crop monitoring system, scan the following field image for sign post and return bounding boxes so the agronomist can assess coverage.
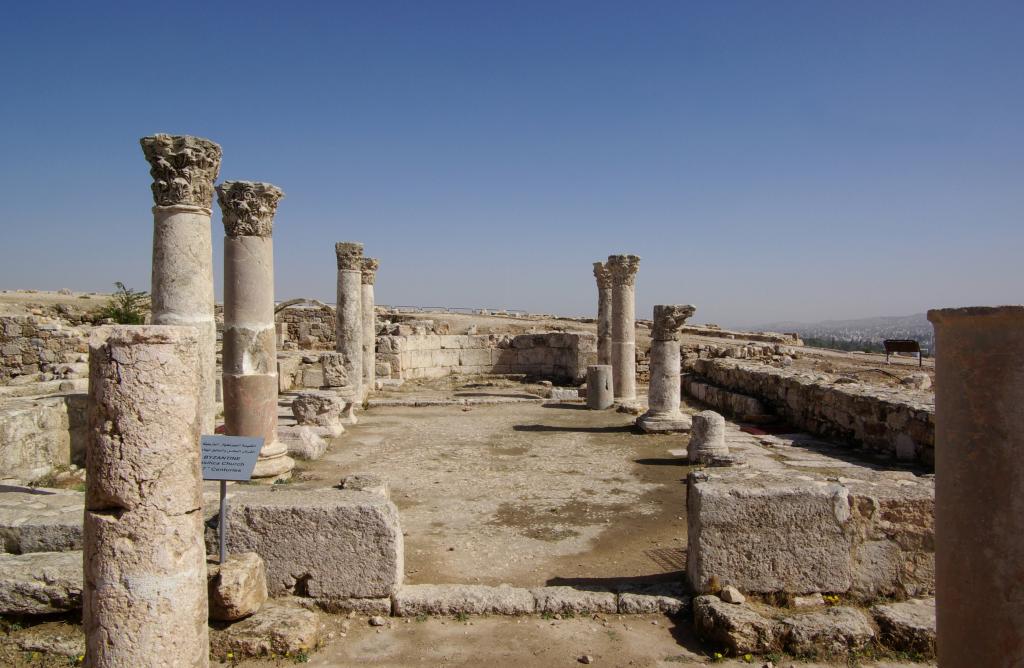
[201,435,263,564]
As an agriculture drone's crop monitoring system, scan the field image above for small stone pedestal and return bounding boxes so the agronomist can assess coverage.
[688,411,728,464]
[586,365,613,409]
[638,304,696,433]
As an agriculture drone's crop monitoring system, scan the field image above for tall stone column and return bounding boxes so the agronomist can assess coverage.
[217,181,294,480]
[141,134,221,435]
[361,258,380,390]
[607,254,640,401]
[335,242,364,397]
[928,305,1024,667]
[593,262,613,366]
[638,304,696,432]
[84,325,208,667]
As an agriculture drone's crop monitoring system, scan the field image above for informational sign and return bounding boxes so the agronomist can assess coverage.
[201,435,263,481]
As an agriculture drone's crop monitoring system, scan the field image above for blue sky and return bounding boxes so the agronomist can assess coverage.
[1,1,1021,327]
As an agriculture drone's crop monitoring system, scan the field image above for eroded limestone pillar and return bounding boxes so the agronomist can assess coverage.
[928,305,1024,667]
[361,258,379,390]
[217,181,294,480]
[335,242,364,397]
[141,134,221,434]
[638,304,696,432]
[586,364,613,410]
[84,325,208,667]
[593,262,613,366]
[607,254,640,401]
[688,410,728,464]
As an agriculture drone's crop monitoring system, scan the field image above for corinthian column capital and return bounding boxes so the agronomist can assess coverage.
[651,304,696,341]
[140,134,222,210]
[593,262,612,290]
[335,242,365,271]
[216,181,284,237]
[361,258,380,285]
[607,254,641,286]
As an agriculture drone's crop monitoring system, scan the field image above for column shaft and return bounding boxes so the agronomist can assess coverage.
[84,325,208,668]
[335,242,364,397]
[593,262,613,366]
[218,181,293,480]
[928,305,1024,667]
[608,254,640,400]
[361,258,379,390]
[142,134,221,434]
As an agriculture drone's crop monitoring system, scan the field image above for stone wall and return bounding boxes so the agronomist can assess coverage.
[377,332,596,385]
[275,304,336,350]
[684,358,934,467]
[0,394,87,484]
[0,316,89,384]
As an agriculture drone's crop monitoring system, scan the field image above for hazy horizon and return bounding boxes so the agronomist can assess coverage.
[2,2,1021,329]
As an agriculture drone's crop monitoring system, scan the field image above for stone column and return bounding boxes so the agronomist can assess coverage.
[688,410,728,464]
[217,181,294,480]
[141,134,221,435]
[607,254,640,401]
[361,258,379,391]
[638,304,696,432]
[335,242,364,397]
[593,262,613,366]
[84,325,208,668]
[928,305,1024,667]
[586,364,613,410]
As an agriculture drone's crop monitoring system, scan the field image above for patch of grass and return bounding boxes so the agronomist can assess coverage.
[273,477,293,485]
[454,611,469,622]
[291,651,310,663]
[415,613,429,623]
[540,611,555,620]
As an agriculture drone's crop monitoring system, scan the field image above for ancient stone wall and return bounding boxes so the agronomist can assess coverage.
[684,358,934,467]
[276,305,336,349]
[0,316,89,383]
[377,332,596,384]
[0,394,87,484]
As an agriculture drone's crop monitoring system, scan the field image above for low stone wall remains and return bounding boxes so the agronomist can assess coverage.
[0,316,89,383]
[377,332,596,384]
[0,394,87,484]
[684,358,934,467]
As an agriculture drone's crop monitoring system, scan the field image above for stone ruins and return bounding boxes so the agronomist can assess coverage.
[0,132,1017,667]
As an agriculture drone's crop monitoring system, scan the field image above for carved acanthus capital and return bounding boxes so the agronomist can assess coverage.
[361,258,380,285]
[216,181,284,237]
[606,254,641,286]
[140,134,222,209]
[593,262,612,290]
[335,242,365,271]
[651,304,696,341]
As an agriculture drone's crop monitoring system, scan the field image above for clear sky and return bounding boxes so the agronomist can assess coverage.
[1,2,1021,327]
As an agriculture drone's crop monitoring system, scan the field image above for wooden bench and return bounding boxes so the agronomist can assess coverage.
[884,339,923,366]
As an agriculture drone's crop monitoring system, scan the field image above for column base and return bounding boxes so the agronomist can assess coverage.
[636,412,692,433]
[250,440,295,481]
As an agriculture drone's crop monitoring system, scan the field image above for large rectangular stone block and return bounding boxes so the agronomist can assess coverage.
[687,477,854,595]
[459,348,492,367]
[431,349,460,367]
[226,488,403,600]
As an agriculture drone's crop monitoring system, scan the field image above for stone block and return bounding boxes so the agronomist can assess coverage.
[693,595,781,655]
[291,392,345,427]
[394,584,535,616]
[302,368,324,388]
[687,477,854,595]
[0,551,82,614]
[211,599,320,658]
[278,426,329,461]
[431,349,460,367]
[616,583,689,615]
[465,335,491,349]
[340,474,389,498]
[208,552,268,621]
[439,335,468,349]
[459,348,493,367]
[319,352,349,387]
[872,598,935,657]
[0,487,83,553]
[531,586,617,614]
[780,607,875,657]
[225,487,403,599]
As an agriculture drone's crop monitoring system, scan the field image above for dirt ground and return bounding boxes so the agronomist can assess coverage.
[292,395,692,587]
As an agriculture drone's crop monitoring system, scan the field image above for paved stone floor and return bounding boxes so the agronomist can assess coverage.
[292,398,694,587]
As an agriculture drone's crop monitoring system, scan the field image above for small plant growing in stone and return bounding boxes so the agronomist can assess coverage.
[455,611,469,622]
[97,282,149,324]
[415,613,429,623]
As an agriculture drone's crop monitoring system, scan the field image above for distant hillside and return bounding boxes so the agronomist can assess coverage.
[756,313,933,353]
